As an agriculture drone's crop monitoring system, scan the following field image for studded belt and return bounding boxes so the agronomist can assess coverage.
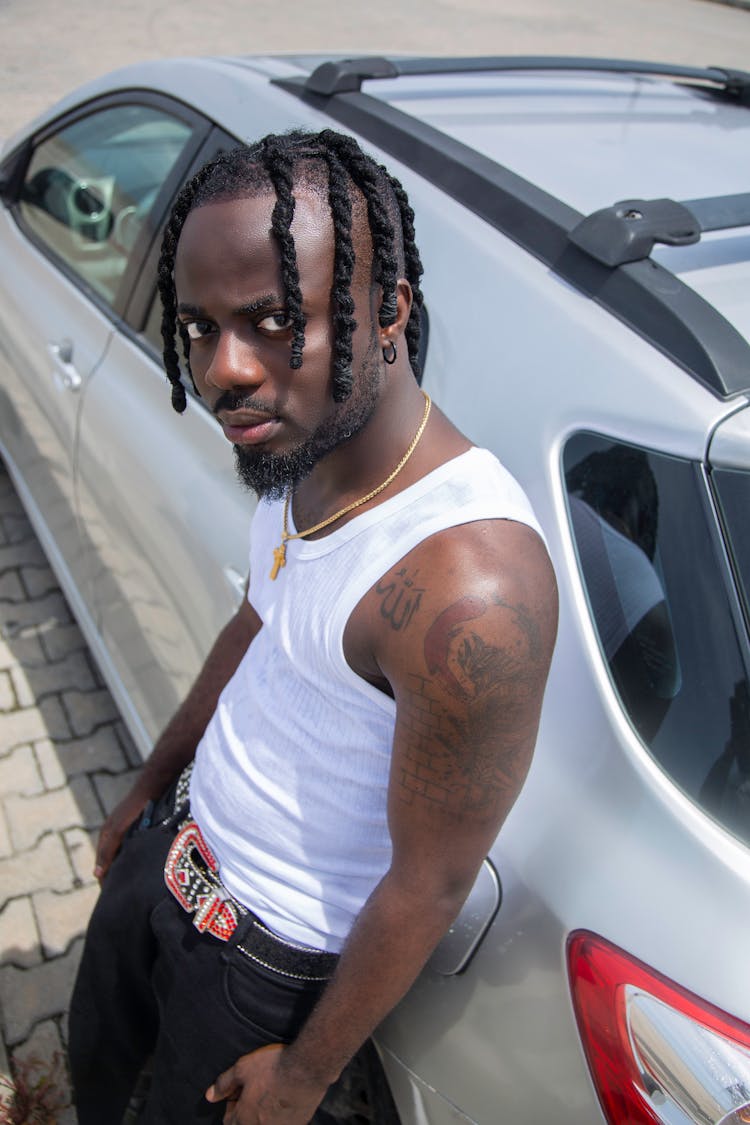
[164,817,339,982]
[164,820,244,941]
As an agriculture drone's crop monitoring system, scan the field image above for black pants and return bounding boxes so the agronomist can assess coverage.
[69,815,329,1124]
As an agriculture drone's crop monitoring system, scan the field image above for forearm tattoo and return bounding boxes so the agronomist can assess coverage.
[398,595,544,815]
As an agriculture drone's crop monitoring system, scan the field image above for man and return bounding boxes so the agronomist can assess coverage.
[69,128,558,1124]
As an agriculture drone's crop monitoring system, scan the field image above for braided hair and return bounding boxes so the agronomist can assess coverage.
[157,129,424,412]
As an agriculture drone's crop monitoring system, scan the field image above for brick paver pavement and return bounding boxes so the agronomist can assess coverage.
[0,458,142,1121]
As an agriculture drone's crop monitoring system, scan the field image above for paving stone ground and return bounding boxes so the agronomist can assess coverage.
[0,459,142,1122]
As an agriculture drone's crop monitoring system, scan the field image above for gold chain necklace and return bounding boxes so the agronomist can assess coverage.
[270,391,432,580]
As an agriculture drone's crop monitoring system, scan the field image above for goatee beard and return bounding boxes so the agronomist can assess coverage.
[233,442,321,500]
[231,348,381,499]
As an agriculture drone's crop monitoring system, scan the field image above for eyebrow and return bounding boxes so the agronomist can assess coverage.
[177,294,282,318]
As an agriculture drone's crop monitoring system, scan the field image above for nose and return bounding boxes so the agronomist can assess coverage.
[202,330,265,392]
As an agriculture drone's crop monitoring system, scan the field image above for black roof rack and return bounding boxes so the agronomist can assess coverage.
[274,56,750,397]
[302,55,750,102]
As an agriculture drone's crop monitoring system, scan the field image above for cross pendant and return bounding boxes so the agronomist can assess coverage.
[270,542,287,580]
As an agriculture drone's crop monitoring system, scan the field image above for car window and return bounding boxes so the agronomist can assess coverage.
[18,104,193,306]
[565,432,750,847]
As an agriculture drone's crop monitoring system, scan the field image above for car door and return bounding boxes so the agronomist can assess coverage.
[75,129,256,755]
[0,95,206,623]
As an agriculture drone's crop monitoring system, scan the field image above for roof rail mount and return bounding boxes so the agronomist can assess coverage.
[305,57,398,95]
[713,66,750,105]
[569,199,701,267]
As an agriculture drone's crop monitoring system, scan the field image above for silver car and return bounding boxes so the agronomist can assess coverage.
[2,54,750,1125]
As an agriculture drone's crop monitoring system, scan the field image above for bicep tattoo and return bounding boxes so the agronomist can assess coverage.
[398,595,545,816]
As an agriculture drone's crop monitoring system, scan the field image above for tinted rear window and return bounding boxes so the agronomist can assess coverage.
[565,433,750,847]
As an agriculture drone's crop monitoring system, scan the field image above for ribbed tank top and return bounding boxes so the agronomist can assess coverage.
[190,447,544,952]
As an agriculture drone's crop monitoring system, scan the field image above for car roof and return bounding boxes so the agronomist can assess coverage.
[369,70,750,211]
[353,62,750,371]
[9,53,750,400]
[268,56,750,398]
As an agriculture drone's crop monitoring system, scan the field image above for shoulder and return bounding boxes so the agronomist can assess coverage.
[387,514,554,613]
[347,515,558,701]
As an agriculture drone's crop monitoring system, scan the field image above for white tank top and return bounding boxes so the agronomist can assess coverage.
[190,447,544,952]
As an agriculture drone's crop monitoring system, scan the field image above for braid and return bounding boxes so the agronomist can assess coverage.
[259,138,307,369]
[386,173,424,377]
[322,149,357,401]
[318,130,399,328]
[159,129,425,411]
[157,154,228,413]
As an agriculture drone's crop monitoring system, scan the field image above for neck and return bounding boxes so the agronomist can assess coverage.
[292,381,430,532]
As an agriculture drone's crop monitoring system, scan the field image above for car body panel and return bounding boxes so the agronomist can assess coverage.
[75,329,253,755]
[0,208,112,580]
[2,54,750,1125]
[709,401,750,469]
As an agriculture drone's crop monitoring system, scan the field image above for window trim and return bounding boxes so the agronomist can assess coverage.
[5,90,212,324]
[706,463,750,671]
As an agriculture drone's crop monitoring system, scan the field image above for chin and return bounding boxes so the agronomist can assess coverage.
[233,443,317,500]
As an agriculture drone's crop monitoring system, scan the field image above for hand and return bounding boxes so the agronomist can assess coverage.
[206,1043,328,1125]
[94,786,151,882]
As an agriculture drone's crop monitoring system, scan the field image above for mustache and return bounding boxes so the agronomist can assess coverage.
[212,391,278,417]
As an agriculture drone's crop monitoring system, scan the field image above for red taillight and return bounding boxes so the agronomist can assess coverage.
[568,931,750,1125]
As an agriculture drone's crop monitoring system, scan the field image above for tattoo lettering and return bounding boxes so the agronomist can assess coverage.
[375,567,426,632]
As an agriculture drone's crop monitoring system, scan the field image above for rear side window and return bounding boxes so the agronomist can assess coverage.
[18,104,193,305]
[565,433,750,846]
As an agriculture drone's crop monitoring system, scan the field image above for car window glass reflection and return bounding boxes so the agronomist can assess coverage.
[565,433,750,846]
[567,445,680,741]
[18,105,193,305]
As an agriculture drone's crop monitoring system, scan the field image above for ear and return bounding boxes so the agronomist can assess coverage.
[380,279,413,348]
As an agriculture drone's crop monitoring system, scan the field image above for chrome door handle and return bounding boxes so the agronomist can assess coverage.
[48,338,82,391]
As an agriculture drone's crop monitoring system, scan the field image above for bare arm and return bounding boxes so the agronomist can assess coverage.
[208,520,558,1122]
[95,591,261,879]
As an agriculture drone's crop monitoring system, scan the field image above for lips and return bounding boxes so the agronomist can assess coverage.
[217,410,281,445]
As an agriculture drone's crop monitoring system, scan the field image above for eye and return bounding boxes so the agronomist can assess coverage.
[183,320,214,341]
[257,311,292,335]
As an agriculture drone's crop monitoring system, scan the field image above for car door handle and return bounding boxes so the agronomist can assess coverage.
[48,338,82,391]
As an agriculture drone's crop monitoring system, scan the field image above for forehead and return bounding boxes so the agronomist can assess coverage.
[174,190,338,302]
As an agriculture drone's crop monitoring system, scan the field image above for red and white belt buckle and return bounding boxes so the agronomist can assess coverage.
[164,821,240,942]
